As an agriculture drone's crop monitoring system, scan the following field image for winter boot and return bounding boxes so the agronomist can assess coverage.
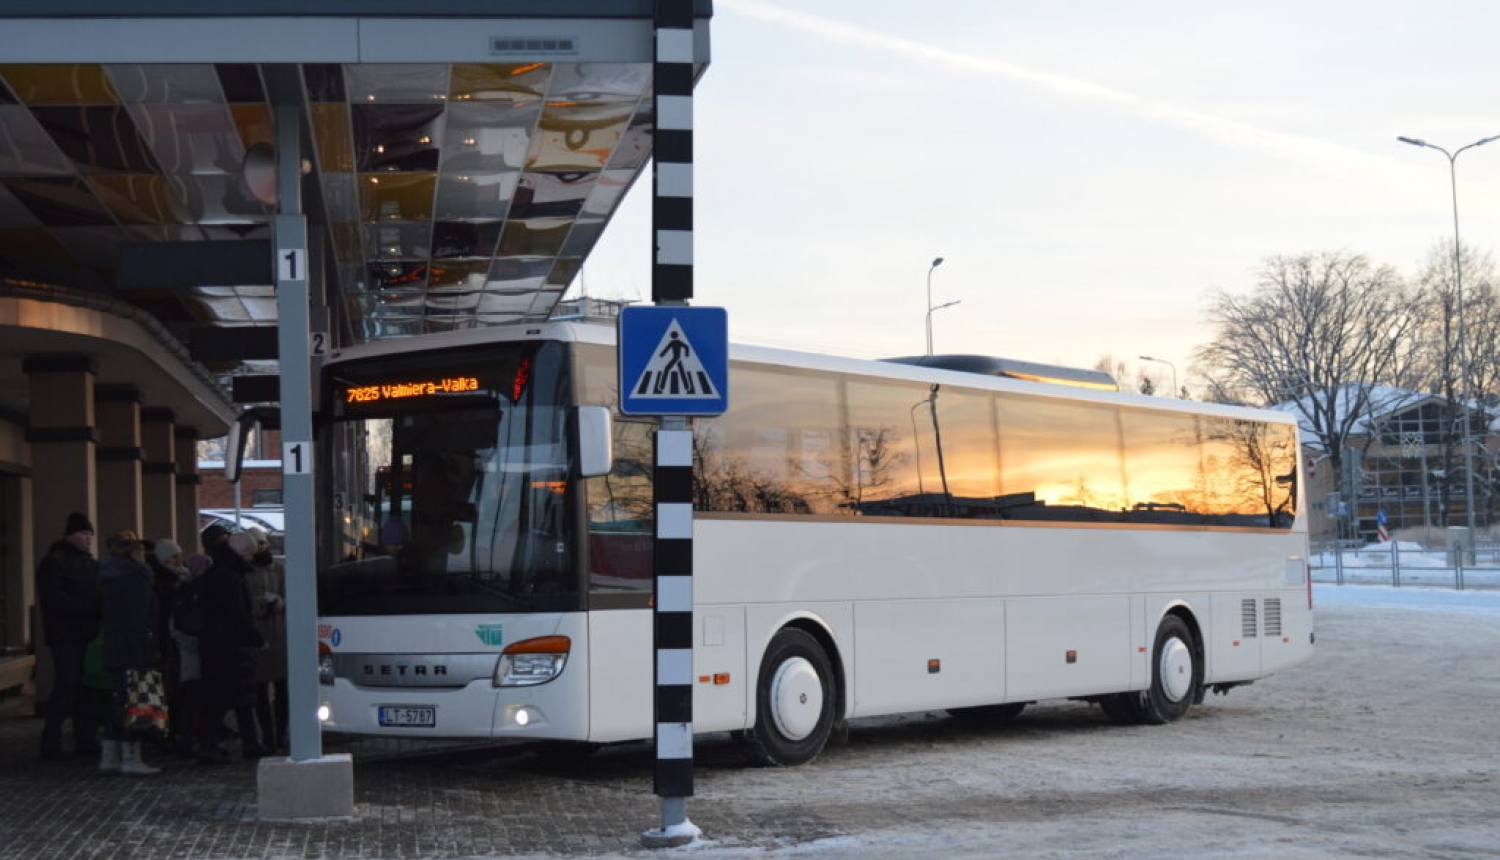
[119,741,160,776]
[98,739,122,772]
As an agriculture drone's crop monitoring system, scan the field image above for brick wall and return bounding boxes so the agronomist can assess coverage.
[198,428,283,510]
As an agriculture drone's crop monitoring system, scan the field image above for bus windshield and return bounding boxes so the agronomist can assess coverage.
[319,342,580,615]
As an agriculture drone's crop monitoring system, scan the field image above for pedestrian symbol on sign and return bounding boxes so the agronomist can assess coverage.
[618,305,728,416]
[631,320,721,400]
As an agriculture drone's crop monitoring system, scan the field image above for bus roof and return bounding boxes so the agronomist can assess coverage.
[880,355,1119,391]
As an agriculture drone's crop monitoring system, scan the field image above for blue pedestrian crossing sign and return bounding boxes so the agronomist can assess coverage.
[619,305,728,416]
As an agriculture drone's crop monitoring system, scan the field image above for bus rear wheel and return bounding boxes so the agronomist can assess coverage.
[743,628,835,767]
[1099,614,1200,725]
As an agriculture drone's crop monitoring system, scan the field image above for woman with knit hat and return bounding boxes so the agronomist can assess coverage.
[169,551,212,757]
[195,531,266,764]
[243,527,288,752]
[148,538,192,755]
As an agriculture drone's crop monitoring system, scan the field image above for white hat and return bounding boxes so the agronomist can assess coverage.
[227,531,258,559]
[154,538,183,566]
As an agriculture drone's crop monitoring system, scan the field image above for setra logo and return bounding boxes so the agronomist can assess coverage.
[474,624,503,646]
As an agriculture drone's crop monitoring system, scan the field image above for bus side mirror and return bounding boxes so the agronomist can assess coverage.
[224,406,278,484]
[578,406,613,477]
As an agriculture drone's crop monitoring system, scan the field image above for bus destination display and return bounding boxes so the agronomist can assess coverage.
[345,376,481,404]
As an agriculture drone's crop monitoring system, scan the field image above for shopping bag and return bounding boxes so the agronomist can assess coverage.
[122,668,169,737]
[82,635,114,691]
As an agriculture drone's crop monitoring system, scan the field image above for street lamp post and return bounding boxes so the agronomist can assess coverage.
[1398,133,1500,538]
[925,257,959,355]
[1138,355,1178,398]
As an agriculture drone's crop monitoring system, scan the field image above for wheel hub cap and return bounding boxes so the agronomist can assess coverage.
[1159,637,1193,702]
[769,656,823,740]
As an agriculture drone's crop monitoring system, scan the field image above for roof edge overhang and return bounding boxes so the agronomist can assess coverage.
[0,1,712,17]
[0,2,713,64]
[0,281,237,434]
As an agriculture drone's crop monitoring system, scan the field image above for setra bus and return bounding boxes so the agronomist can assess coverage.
[314,321,1313,765]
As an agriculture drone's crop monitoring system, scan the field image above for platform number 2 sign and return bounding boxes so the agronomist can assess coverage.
[283,441,312,476]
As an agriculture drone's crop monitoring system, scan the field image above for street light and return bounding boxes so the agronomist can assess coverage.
[925,257,959,355]
[926,300,961,356]
[1138,355,1178,398]
[1398,133,1500,537]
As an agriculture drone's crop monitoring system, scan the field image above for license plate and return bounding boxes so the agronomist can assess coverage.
[378,705,436,728]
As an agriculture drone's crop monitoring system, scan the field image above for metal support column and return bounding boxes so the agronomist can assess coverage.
[273,99,318,763]
[257,91,352,821]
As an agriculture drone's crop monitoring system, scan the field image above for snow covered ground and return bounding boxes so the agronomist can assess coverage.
[510,583,1500,860]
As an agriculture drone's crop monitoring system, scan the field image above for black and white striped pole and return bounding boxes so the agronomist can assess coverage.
[648,421,695,844]
[652,0,694,307]
[644,0,699,847]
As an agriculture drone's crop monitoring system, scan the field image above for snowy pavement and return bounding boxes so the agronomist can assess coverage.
[541,584,1500,860]
[2,584,1495,859]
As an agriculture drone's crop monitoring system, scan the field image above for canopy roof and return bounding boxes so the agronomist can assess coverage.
[0,2,711,428]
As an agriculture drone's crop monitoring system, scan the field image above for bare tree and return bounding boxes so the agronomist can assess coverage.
[1410,241,1500,521]
[1193,251,1423,533]
[1094,355,1157,395]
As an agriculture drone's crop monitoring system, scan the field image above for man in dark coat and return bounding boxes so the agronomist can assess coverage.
[37,511,102,759]
[195,532,266,764]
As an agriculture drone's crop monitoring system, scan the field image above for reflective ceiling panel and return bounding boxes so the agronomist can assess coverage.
[303,60,656,344]
[0,105,74,176]
[0,183,41,227]
[0,54,664,347]
[0,63,119,105]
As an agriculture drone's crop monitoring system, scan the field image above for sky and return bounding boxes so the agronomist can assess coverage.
[580,0,1500,396]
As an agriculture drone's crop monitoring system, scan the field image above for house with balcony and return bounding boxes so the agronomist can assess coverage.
[1277,386,1494,545]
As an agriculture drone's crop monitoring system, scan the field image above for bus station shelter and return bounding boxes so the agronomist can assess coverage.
[0,0,710,814]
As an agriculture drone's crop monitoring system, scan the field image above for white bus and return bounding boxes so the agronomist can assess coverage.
[314,322,1313,765]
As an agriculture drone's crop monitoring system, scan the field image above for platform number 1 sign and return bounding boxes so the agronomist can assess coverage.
[279,248,306,282]
[283,441,312,476]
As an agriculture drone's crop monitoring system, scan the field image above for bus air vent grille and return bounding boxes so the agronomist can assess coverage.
[1241,599,1258,638]
[1264,598,1283,637]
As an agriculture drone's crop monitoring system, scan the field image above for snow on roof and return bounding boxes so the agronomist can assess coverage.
[1267,384,1469,440]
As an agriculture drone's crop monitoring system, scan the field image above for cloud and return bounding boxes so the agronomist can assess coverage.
[719,0,1401,181]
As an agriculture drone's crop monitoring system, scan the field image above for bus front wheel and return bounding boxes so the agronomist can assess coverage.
[743,628,835,767]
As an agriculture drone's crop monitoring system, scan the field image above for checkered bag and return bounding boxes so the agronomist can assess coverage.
[122,668,169,737]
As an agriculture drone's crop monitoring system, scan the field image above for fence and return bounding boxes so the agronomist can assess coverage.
[1310,539,1500,590]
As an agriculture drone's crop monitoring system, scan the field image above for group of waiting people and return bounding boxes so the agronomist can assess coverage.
[36,511,288,773]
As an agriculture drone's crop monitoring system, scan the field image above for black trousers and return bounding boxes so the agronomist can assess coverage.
[40,638,98,752]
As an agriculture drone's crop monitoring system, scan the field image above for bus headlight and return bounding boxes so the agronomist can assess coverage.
[494,635,571,687]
